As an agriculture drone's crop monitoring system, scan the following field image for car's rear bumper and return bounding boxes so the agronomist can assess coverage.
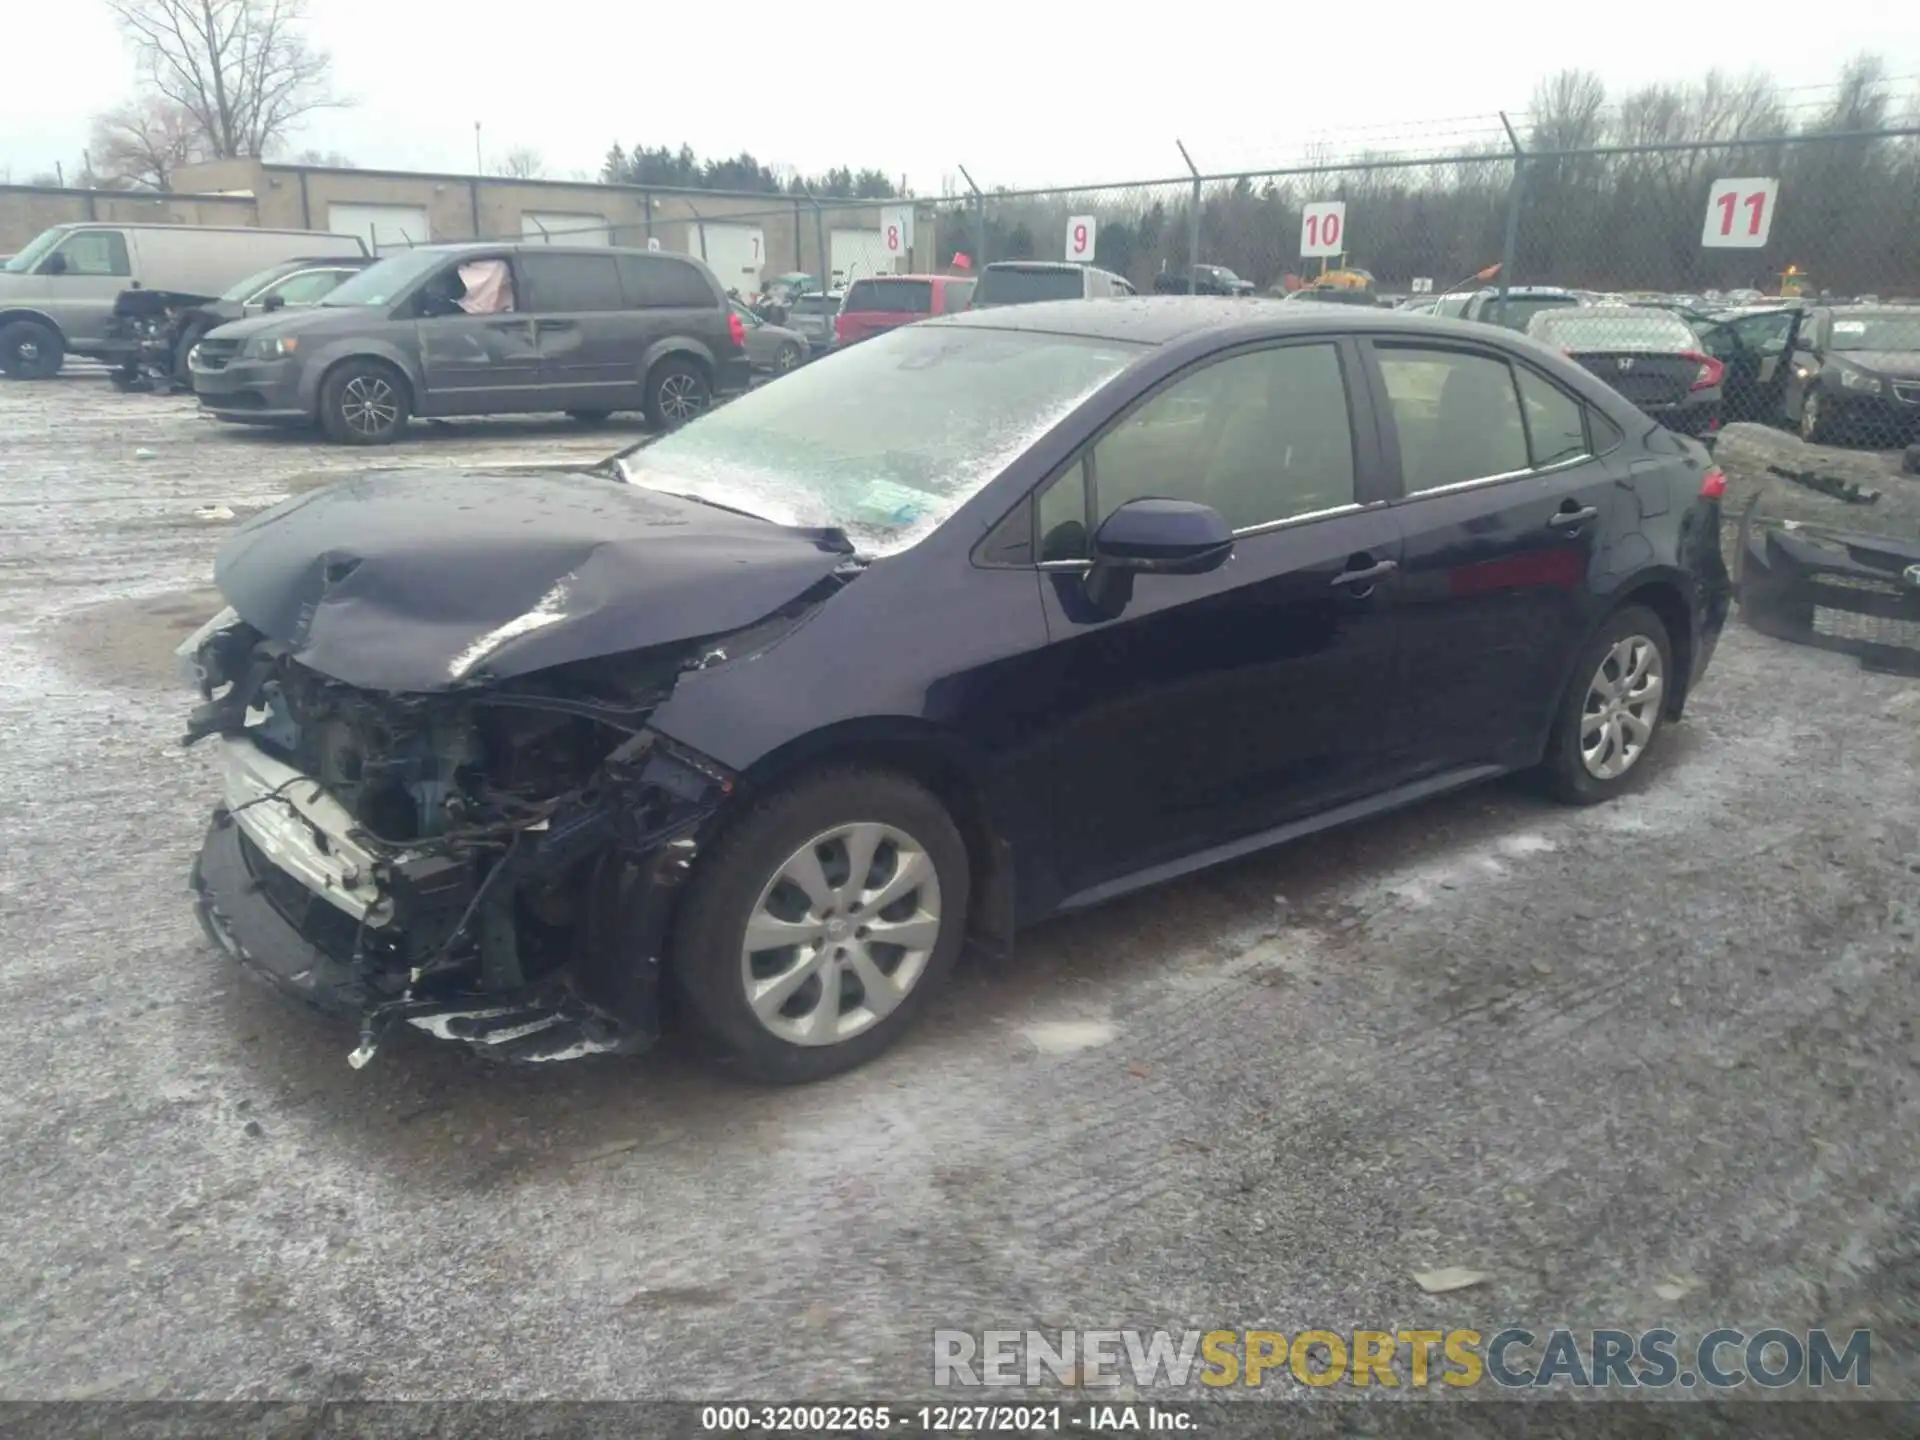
[715,355,754,396]
[1736,515,1920,675]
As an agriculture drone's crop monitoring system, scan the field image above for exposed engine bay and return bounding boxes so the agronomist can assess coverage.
[180,466,864,1066]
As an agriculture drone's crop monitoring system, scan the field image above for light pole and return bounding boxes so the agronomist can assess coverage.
[474,122,483,175]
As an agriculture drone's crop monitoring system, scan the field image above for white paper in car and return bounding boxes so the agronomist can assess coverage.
[457,260,514,314]
[852,479,933,527]
[1832,321,1867,335]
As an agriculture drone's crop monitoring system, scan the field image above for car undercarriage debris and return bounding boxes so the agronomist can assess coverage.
[1765,462,1882,506]
[181,615,741,1066]
[1736,491,1920,676]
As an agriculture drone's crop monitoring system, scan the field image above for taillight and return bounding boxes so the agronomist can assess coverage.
[728,311,746,350]
[834,313,847,341]
[1683,351,1724,391]
[1700,468,1727,500]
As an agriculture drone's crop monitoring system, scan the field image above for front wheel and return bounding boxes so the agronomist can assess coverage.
[1542,605,1674,805]
[1798,388,1834,445]
[319,360,410,445]
[670,767,970,1083]
[773,341,803,373]
[644,357,710,430]
[0,319,63,380]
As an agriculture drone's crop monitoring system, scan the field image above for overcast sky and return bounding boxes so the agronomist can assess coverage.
[3,1,1915,191]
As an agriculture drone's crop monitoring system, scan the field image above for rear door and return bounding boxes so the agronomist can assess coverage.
[1363,338,1630,778]
[411,254,542,415]
[1030,337,1404,896]
[517,249,641,408]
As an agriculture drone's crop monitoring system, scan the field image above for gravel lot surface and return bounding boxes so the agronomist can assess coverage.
[0,382,1915,1408]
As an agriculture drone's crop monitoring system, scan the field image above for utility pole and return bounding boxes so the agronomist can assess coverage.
[474,122,483,175]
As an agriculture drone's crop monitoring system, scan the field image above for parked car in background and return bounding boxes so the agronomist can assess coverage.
[1778,306,1920,446]
[784,291,842,357]
[114,255,376,391]
[1528,305,1723,438]
[968,261,1134,308]
[731,299,809,374]
[1691,304,1806,424]
[1461,286,1588,332]
[833,275,974,347]
[191,242,750,444]
[180,298,1729,1080]
[0,223,367,379]
[1281,285,1385,307]
[1152,264,1255,296]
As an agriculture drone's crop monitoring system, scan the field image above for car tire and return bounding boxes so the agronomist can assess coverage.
[0,318,64,380]
[643,357,710,431]
[1798,387,1834,445]
[318,359,410,445]
[669,766,971,1084]
[566,409,613,426]
[1542,604,1674,806]
[773,342,802,373]
[171,323,212,388]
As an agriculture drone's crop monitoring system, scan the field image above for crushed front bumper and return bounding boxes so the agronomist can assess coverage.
[188,731,730,1067]
[1737,511,1920,675]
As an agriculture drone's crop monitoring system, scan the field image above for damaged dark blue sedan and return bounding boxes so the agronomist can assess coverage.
[181,300,1732,1082]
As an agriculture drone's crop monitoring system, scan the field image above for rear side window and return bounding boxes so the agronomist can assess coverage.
[977,267,1084,305]
[618,254,718,309]
[1514,367,1589,467]
[941,280,974,311]
[1375,346,1529,493]
[52,229,130,277]
[519,252,623,312]
[844,279,932,314]
[264,268,354,305]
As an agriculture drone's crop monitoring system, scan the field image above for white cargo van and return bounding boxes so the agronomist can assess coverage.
[0,223,368,378]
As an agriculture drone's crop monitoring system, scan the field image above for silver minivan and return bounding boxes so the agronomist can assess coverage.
[967,261,1136,309]
[0,223,368,378]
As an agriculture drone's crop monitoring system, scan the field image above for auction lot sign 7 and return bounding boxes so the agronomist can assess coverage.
[1702,177,1779,248]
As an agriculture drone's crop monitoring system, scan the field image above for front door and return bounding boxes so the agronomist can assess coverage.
[1029,338,1404,898]
[1365,339,1633,777]
[411,255,541,415]
[1703,308,1804,422]
[30,228,136,347]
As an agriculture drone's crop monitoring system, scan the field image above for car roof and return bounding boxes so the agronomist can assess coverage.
[930,296,1537,347]
[849,273,955,282]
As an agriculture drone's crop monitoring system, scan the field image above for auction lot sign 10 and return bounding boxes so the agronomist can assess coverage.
[1701,177,1779,248]
[1301,201,1346,258]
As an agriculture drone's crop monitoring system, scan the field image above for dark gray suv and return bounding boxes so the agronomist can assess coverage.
[190,242,752,444]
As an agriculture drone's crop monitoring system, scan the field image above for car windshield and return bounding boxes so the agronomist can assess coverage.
[2,227,67,274]
[617,325,1140,555]
[219,263,299,302]
[1534,310,1695,351]
[1829,314,1920,353]
[319,248,449,306]
[974,267,1084,305]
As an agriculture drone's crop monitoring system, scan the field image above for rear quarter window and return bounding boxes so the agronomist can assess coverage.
[940,280,974,311]
[618,254,720,309]
[845,279,933,314]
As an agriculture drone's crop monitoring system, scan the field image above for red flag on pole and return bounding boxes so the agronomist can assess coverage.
[952,252,972,271]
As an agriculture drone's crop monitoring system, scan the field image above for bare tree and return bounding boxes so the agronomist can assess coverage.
[89,96,206,189]
[491,146,547,179]
[291,148,354,167]
[105,0,339,159]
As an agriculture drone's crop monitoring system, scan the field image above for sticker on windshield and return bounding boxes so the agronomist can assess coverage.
[1833,321,1867,335]
[853,479,934,527]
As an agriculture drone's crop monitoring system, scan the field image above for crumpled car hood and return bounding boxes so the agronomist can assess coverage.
[213,468,853,692]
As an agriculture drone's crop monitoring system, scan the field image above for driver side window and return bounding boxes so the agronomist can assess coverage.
[51,230,130,277]
[1036,343,1357,562]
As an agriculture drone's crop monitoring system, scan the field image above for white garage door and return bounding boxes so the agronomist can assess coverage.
[830,228,892,288]
[328,203,431,253]
[696,222,766,295]
[522,212,611,245]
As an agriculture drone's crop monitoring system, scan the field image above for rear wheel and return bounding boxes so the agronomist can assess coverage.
[773,341,803,373]
[319,359,410,445]
[644,357,710,430]
[669,767,970,1083]
[1542,605,1673,805]
[0,319,63,380]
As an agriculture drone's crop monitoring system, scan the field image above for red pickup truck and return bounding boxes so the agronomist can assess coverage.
[834,274,975,346]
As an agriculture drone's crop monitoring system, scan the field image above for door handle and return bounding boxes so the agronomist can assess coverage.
[1330,558,1398,589]
[1547,505,1599,529]
[534,318,577,331]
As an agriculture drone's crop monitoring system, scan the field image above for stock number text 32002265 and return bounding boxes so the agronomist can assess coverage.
[699,1403,1198,1433]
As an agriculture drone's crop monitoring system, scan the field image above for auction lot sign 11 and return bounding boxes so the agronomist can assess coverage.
[1701,177,1779,248]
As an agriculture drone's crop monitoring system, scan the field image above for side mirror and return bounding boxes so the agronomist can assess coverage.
[261,294,286,312]
[41,251,68,276]
[1085,497,1234,609]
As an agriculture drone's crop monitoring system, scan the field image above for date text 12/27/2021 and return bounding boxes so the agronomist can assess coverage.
[699,1404,1196,1433]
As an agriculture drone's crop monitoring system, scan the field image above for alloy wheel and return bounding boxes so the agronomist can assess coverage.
[740,822,943,1047]
[16,339,39,363]
[341,374,399,437]
[658,372,707,423]
[775,344,801,372]
[1579,635,1664,780]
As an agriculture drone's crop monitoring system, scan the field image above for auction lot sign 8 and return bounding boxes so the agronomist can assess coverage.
[1702,177,1779,248]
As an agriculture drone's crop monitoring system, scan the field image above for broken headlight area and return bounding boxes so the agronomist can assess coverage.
[1735,500,1920,676]
[180,616,738,1067]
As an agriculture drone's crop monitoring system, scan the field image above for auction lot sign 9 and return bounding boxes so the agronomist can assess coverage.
[1702,177,1779,248]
